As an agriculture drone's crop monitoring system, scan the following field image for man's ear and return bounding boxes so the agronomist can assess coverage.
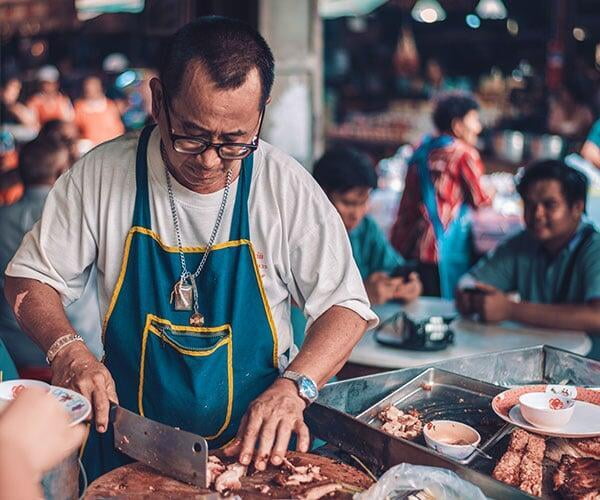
[149,78,163,122]
[450,117,463,138]
[573,199,585,217]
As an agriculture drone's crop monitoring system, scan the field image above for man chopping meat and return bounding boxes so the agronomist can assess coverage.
[4,16,376,480]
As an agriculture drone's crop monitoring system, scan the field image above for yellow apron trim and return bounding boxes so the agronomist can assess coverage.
[138,314,234,441]
[102,226,279,368]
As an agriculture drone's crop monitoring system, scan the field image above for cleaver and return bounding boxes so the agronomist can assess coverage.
[109,403,210,488]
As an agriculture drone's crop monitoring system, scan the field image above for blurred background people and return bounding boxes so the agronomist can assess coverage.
[0,77,37,129]
[0,131,23,207]
[39,119,82,165]
[26,65,74,128]
[391,92,491,298]
[547,82,594,140]
[0,136,103,380]
[74,75,125,146]
[581,119,600,169]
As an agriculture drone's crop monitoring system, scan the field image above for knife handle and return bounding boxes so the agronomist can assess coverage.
[109,402,119,424]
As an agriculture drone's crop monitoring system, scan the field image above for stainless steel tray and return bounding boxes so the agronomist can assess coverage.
[356,367,510,465]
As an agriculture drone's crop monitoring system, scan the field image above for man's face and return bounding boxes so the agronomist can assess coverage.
[523,179,583,246]
[329,187,371,232]
[40,81,59,94]
[452,109,482,146]
[151,62,263,193]
[83,77,103,99]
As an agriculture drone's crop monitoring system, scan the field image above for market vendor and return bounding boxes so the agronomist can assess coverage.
[456,160,600,359]
[390,92,491,299]
[4,16,376,481]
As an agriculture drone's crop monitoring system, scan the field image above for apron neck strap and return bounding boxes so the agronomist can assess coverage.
[132,125,155,228]
[228,153,254,241]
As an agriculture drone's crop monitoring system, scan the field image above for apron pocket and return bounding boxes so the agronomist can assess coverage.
[138,314,233,440]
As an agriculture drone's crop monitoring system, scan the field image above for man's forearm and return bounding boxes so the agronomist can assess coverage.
[4,276,78,353]
[287,305,367,386]
[509,300,600,332]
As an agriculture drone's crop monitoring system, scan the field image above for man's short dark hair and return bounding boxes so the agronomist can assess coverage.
[159,16,274,109]
[432,92,479,133]
[516,159,588,210]
[18,137,68,186]
[313,148,377,194]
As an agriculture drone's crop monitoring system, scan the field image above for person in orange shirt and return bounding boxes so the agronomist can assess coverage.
[0,130,23,206]
[74,76,125,146]
[26,65,74,127]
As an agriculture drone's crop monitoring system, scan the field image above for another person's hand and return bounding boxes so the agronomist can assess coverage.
[470,282,513,323]
[392,272,422,302]
[222,378,309,471]
[0,387,86,478]
[51,341,118,433]
[455,288,475,315]
[365,272,397,305]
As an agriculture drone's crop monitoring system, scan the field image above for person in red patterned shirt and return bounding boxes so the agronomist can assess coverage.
[391,92,491,297]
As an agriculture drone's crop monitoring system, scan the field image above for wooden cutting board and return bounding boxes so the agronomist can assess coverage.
[84,451,374,499]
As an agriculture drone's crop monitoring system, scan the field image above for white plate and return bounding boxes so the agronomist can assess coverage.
[49,386,92,426]
[506,401,600,438]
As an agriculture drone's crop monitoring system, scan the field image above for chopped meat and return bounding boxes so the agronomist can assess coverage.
[377,406,423,440]
[254,484,271,494]
[574,437,600,460]
[509,429,531,453]
[298,482,342,500]
[547,437,600,463]
[518,435,545,497]
[206,455,226,487]
[553,455,600,500]
[285,465,324,486]
[214,463,247,493]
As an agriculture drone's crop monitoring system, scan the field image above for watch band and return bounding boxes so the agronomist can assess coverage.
[280,370,318,404]
[46,334,84,364]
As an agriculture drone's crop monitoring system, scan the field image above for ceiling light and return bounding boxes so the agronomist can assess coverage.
[466,14,481,29]
[573,27,586,42]
[411,0,446,23]
[507,18,519,36]
[475,0,507,20]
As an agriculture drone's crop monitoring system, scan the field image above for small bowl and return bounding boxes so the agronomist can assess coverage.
[518,392,575,429]
[423,420,481,460]
[0,379,51,413]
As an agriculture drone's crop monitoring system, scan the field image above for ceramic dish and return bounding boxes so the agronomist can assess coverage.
[518,392,575,428]
[49,386,92,426]
[423,420,481,460]
[0,379,50,412]
[492,384,600,438]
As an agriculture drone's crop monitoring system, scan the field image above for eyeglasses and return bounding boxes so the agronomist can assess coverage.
[162,86,264,160]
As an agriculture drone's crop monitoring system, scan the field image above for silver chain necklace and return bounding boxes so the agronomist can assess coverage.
[162,143,233,326]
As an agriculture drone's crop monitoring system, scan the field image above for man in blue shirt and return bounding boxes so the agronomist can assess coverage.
[0,136,103,376]
[457,160,600,358]
[292,148,422,345]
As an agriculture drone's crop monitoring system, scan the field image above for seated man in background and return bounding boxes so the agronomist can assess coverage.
[0,137,103,379]
[581,119,600,169]
[391,92,491,298]
[292,148,422,346]
[456,160,600,359]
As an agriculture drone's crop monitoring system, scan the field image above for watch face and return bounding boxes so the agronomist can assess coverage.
[298,376,318,401]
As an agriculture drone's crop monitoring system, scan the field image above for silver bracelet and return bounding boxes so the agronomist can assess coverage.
[46,334,84,364]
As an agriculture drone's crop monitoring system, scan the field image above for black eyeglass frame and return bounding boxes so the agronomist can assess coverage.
[161,85,265,160]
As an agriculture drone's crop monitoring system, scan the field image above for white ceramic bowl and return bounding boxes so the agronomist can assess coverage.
[0,379,51,412]
[423,420,481,460]
[518,392,575,429]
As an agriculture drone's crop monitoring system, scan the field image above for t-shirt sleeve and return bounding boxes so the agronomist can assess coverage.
[586,119,600,147]
[467,238,518,292]
[581,238,600,302]
[363,217,404,276]
[286,190,378,332]
[5,163,97,306]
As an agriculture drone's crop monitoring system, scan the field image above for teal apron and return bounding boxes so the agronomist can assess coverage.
[413,135,473,299]
[83,126,279,480]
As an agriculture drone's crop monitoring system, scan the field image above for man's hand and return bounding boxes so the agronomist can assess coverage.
[223,378,309,471]
[365,272,397,305]
[470,282,513,323]
[0,387,86,478]
[393,272,422,302]
[51,341,118,433]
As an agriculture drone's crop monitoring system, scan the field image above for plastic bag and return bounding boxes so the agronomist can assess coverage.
[353,463,488,500]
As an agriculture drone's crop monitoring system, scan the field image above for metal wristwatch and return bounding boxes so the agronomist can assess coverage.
[280,370,319,405]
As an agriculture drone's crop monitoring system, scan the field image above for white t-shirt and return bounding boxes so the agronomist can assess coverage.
[6,128,377,359]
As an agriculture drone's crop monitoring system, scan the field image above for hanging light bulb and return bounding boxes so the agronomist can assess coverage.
[411,0,446,24]
[475,0,507,20]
